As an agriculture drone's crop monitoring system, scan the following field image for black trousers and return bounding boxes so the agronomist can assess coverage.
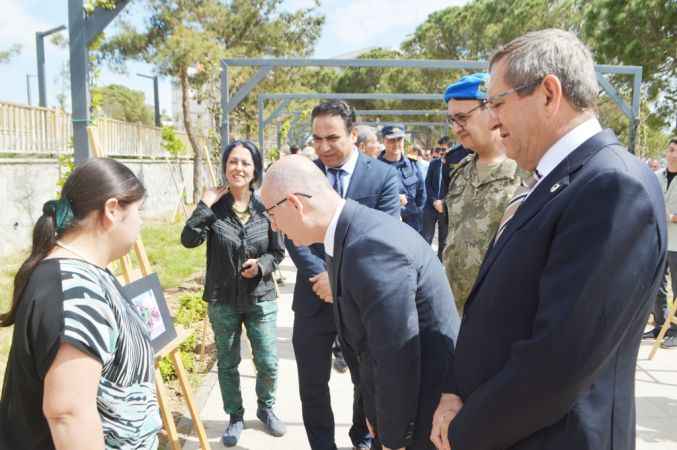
[421,207,448,261]
[654,250,677,335]
[293,308,371,450]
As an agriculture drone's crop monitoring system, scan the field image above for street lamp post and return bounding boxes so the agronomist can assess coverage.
[137,73,161,127]
[36,25,67,107]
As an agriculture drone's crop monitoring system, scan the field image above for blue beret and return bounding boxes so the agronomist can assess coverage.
[443,73,490,103]
[381,124,406,139]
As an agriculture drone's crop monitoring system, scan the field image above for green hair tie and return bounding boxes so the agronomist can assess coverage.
[43,198,74,235]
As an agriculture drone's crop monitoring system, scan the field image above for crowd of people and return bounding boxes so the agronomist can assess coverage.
[1,28,675,450]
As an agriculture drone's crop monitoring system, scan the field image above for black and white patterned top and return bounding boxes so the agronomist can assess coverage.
[0,258,162,450]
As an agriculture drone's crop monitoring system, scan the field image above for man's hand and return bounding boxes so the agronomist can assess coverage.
[240,259,260,279]
[309,271,333,303]
[433,199,444,214]
[430,393,463,450]
[399,194,409,206]
[201,186,229,208]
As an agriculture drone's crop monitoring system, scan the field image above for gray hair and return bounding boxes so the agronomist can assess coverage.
[355,125,378,146]
[489,29,599,111]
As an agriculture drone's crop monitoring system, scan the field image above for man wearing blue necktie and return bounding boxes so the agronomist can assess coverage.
[285,100,400,450]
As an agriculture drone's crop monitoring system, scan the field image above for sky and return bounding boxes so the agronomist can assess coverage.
[0,0,466,115]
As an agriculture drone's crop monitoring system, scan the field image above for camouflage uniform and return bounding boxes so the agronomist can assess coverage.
[443,153,522,313]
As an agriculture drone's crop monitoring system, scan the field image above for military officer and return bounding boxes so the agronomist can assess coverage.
[442,73,522,313]
[379,124,427,233]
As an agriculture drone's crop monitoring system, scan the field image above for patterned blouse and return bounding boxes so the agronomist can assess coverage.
[0,258,162,450]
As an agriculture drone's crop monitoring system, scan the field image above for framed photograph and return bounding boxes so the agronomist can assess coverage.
[121,273,177,354]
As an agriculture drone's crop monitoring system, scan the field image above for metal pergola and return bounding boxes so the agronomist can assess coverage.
[220,58,643,155]
[270,109,448,148]
[68,0,131,164]
[256,92,443,151]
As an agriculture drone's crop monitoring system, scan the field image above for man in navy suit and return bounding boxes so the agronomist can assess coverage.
[261,155,460,450]
[285,100,401,450]
[430,29,667,450]
[421,153,447,260]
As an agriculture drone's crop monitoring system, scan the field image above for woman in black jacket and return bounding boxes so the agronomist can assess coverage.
[181,140,285,447]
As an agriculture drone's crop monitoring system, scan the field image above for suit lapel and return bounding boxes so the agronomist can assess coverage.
[344,152,368,199]
[328,200,355,344]
[465,129,621,306]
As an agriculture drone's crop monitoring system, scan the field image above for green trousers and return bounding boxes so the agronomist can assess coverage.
[208,300,278,417]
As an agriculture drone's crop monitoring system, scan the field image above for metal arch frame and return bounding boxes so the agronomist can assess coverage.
[256,92,444,151]
[220,57,643,153]
[268,108,449,148]
[68,0,131,164]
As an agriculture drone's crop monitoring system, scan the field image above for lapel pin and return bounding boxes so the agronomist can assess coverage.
[550,183,561,193]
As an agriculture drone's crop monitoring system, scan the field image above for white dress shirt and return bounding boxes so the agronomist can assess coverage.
[530,117,602,194]
[324,199,346,257]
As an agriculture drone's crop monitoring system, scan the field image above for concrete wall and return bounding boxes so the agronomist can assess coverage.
[0,157,195,257]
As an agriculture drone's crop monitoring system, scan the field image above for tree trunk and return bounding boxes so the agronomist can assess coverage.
[180,69,204,204]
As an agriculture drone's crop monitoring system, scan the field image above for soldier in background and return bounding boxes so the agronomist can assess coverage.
[442,73,522,313]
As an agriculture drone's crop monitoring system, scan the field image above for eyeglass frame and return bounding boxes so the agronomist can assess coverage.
[263,192,313,219]
[445,100,487,129]
[485,78,544,111]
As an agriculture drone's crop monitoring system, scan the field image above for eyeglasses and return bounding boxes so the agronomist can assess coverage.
[446,101,487,128]
[263,193,312,220]
[485,78,543,111]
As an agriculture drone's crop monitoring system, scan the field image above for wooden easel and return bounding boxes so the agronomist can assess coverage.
[88,127,212,450]
[649,297,677,359]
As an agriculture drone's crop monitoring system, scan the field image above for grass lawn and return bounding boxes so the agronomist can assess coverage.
[141,219,205,289]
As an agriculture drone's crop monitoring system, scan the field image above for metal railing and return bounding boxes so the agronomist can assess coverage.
[0,101,204,157]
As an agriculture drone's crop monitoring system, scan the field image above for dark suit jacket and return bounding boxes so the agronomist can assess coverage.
[424,157,445,209]
[329,200,461,449]
[446,130,667,450]
[286,152,401,317]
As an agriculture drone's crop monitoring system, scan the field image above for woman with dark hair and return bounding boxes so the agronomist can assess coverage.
[0,158,161,450]
[181,140,285,447]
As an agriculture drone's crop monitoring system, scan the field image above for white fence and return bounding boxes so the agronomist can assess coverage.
[0,101,205,157]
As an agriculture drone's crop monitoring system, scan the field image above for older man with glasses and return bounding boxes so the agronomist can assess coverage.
[431,29,666,450]
[440,72,522,314]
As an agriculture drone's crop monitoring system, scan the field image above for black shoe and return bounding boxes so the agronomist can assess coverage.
[257,407,286,437]
[661,335,677,349]
[642,328,660,340]
[222,415,244,447]
[333,354,348,373]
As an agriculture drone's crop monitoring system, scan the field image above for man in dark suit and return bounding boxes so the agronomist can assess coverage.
[430,29,667,450]
[421,153,447,260]
[261,155,460,450]
[285,100,401,450]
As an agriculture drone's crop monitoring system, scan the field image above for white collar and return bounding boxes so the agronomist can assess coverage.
[334,147,359,175]
[536,117,602,182]
[324,199,346,257]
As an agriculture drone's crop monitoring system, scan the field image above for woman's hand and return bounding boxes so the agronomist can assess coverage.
[241,259,260,279]
[201,186,229,208]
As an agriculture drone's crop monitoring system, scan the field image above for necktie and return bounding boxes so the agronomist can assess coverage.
[328,168,346,197]
[494,171,540,243]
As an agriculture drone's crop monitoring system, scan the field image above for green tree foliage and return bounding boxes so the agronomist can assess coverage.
[91,84,154,125]
[581,0,677,132]
[0,44,21,64]
[99,0,325,203]
[161,126,186,156]
[400,0,674,149]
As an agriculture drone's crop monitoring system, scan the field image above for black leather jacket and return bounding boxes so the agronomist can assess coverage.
[181,193,285,308]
